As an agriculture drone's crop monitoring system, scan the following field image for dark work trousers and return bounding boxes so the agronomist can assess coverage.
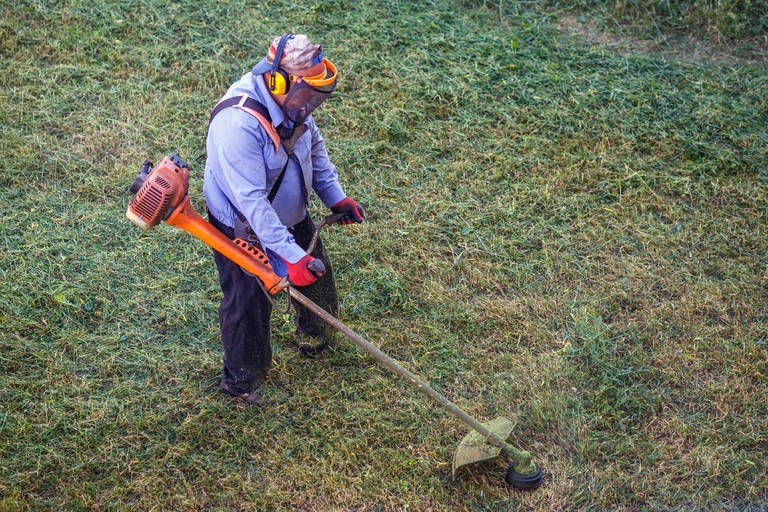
[209,211,339,394]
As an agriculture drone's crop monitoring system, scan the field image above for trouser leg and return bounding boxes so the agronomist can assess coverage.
[209,211,272,394]
[290,216,339,342]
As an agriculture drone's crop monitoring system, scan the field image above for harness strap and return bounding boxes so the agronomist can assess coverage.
[208,94,308,218]
[208,94,281,150]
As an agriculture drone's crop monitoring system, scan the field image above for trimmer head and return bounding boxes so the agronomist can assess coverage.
[453,415,544,489]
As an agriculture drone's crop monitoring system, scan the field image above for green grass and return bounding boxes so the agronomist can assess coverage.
[2,0,767,510]
[545,0,768,40]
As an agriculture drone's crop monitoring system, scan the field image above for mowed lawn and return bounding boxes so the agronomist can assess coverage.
[1,1,766,510]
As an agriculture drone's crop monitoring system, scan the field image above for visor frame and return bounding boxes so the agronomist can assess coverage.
[288,58,338,92]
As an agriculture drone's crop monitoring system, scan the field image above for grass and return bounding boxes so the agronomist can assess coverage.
[544,0,768,40]
[1,0,767,510]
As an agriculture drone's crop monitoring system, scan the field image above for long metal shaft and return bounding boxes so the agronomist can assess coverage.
[287,287,534,471]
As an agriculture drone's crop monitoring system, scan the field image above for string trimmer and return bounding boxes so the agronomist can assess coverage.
[126,154,544,489]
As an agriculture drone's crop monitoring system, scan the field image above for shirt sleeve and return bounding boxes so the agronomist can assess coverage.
[207,114,306,263]
[308,118,347,208]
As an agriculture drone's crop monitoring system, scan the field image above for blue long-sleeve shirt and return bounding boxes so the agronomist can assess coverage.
[203,71,346,264]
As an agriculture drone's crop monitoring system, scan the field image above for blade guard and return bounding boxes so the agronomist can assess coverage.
[452,416,516,477]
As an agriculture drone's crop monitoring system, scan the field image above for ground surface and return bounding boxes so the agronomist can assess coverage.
[1,1,766,510]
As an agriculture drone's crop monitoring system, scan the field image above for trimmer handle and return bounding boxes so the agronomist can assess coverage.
[307,258,327,278]
[305,213,348,256]
[323,212,347,226]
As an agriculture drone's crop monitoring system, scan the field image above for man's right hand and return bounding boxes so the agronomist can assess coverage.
[281,254,325,287]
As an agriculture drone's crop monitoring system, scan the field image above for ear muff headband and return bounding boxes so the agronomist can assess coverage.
[269,32,295,95]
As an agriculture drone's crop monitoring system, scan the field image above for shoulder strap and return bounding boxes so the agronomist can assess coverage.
[208,94,306,222]
[208,94,293,211]
[208,94,281,150]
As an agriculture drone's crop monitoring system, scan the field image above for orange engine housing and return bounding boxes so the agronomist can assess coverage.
[127,155,190,230]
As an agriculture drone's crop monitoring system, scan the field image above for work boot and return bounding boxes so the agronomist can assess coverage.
[220,380,263,405]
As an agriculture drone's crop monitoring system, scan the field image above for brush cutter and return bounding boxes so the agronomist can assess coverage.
[125,154,544,490]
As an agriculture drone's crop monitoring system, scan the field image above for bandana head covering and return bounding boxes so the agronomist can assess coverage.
[265,34,323,75]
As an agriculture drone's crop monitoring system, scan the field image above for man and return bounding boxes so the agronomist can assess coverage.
[203,33,365,404]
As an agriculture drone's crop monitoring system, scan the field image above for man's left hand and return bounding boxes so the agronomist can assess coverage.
[331,197,365,225]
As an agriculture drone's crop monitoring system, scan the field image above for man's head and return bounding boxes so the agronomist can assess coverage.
[252,33,338,124]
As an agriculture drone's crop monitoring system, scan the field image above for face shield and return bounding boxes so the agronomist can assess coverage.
[282,59,338,125]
